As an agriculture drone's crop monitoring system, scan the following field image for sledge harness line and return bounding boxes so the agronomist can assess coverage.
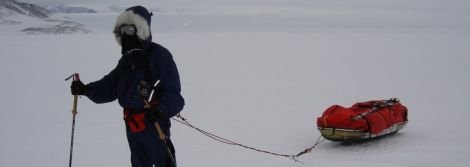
[171,114,326,162]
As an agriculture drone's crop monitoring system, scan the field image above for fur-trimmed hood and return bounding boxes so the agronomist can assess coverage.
[113,6,153,46]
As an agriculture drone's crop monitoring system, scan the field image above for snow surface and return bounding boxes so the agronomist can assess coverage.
[1,1,470,167]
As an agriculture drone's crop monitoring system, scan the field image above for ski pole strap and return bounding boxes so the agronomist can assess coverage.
[65,73,80,82]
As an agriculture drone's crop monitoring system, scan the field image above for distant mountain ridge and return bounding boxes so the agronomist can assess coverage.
[0,0,49,18]
[0,0,92,34]
[43,4,97,14]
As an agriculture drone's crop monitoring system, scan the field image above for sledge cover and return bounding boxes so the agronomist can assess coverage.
[317,98,408,141]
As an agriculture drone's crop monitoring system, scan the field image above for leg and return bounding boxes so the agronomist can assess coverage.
[140,122,176,167]
[127,130,153,167]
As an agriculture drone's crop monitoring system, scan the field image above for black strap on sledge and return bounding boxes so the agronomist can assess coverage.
[352,98,400,120]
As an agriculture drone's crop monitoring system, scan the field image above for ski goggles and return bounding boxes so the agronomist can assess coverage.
[119,24,137,36]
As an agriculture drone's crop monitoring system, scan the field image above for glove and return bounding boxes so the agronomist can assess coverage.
[71,80,88,95]
[145,107,163,123]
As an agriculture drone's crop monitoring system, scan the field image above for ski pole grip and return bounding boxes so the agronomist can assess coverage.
[72,73,79,115]
[65,73,80,115]
[72,96,78,115]
[155,122,166,140]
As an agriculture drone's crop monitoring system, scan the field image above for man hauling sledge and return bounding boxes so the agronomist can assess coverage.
[70,6,185,167]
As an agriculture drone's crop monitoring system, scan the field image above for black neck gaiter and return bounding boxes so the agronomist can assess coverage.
[121,34,143,53]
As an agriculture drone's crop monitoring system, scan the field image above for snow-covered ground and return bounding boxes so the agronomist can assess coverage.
[1,1,470,167]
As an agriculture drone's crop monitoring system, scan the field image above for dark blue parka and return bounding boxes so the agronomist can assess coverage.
[86,44,184,117]
[85,6,184,132]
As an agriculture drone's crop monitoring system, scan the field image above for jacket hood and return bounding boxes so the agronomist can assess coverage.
[113,6,153,47]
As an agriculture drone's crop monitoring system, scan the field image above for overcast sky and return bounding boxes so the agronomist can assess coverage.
[24,0,271,5]
[22,0,470,12]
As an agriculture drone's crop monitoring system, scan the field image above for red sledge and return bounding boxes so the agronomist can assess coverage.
[317,98,408,142]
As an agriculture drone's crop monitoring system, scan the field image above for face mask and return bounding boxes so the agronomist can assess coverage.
[121,34,143,53]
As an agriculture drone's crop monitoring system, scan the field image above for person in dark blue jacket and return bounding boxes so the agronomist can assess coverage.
[70,6,184,167]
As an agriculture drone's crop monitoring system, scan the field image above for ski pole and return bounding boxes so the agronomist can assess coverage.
[144,80,177,167]
[65,73,80,167]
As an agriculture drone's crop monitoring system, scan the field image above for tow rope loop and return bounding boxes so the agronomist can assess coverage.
[171,114,326,162]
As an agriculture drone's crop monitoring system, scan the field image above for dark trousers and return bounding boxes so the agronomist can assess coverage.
[126,120,176,167]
